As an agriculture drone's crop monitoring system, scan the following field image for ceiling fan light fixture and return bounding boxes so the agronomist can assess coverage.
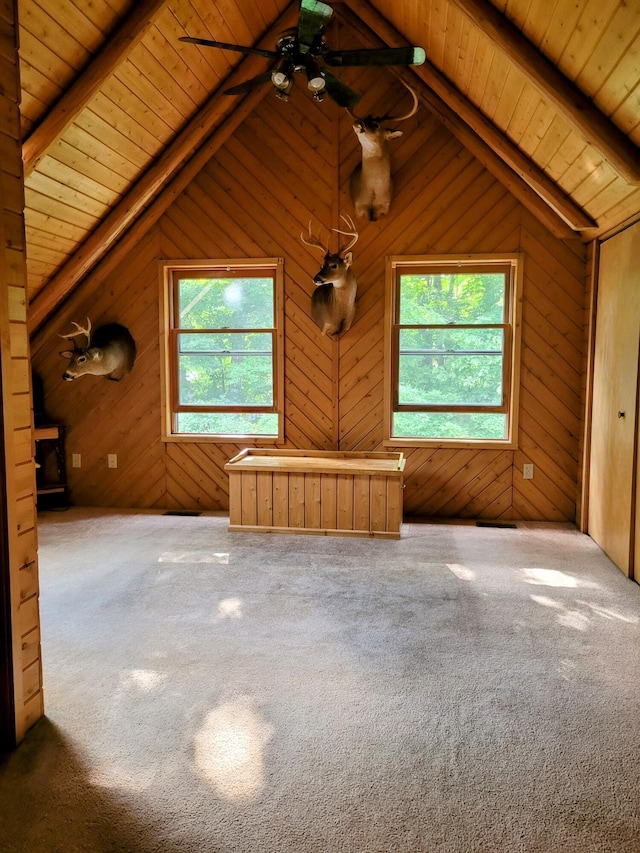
[306,61,326,92]
[307,73,326,92]
[274,77,294,100]
[271,59,293,90]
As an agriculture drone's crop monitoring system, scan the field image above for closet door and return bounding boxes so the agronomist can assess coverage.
[588,225,640,576]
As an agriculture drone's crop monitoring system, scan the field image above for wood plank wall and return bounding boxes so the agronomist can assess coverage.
[1,0,42,741]
[31,72,586,522]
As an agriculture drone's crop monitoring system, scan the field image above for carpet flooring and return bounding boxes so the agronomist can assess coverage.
[1,508,640,852]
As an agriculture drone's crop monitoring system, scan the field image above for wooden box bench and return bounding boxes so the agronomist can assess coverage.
[224,449,405,539]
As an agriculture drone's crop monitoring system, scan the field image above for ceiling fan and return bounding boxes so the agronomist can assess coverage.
[179,0,426,109]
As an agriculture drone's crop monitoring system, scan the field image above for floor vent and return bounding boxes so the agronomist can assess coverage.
[164,511,202,517]
[476,521,517,529]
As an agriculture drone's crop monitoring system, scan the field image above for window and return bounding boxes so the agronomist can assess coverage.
[160,259,284,441]
[385,255,522,447]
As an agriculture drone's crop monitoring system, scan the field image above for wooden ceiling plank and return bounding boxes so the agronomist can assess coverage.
[27,3,300,335]
[426,0,448,69]
[491,66,526,129]
[441,5,466,83]
[37,152,121,203]
[17,28,75,93]
[25,172,108,219]
[610,89,640,142]
[141,24,210,105]
[453,17,479,86]
[596,190,640,239]
[24,206,91,242]
[465,28,496,107]
[20,2,92,68]
[449,0,640,184]
[167,2,235,78]
[537,0,584,61]
[339,0,595,234]
[73,102,155,166]
[505,85,544,145]
[478,50,510,120]
[576,3,640,99]
[523,0,562,48]
[22,0,168,178]
[598,38,640,123]
[530,113,572,170]
[61,123,140,181]
[557,0,613,77]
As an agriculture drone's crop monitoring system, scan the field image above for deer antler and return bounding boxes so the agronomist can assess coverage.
[347,80,419,124]
[300,221,328,254]
[381,82,419,123]
[332,214,359,254]
[59,318,92,346]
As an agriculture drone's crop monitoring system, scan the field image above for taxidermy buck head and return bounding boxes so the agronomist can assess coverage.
[348,82,419,221]
[59,319,137,381]
[300,215,359,337]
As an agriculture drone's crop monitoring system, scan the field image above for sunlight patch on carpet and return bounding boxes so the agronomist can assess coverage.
[119,669,167,693]
[520,568,579,587]
[578,600,639,624]
[193,699,274,801]
[158,551,229,563]
[529,594,590,631]
[215,597,244,620]
[447,563,476,581]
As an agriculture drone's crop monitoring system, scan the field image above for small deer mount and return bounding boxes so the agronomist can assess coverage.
[300,215,359,337]
[59,319,137,382]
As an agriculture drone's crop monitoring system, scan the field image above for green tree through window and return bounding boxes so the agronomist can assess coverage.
[387,257,521,443]
[161,261,283,439]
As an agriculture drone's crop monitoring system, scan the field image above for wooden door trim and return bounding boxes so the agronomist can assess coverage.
[0,345,16,753]
[579,240,600,532]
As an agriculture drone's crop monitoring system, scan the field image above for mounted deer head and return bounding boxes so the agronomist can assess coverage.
[300,215,359,337]
[348,82,419,221]
[59,319,137,381]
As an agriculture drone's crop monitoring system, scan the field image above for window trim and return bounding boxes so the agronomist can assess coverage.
[159,258,284,443]
[384,253,523,449]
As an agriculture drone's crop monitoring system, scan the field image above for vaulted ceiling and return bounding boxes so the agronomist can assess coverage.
[18,0,640,332]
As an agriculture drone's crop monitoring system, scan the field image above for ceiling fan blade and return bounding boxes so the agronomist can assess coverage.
[324,47,426,67]
[321,69,361,109]
[224,71,274,96]
[297,0,333,53]
[179,36,279,60]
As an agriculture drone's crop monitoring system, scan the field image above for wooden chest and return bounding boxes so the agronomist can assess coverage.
[224,449,405,539]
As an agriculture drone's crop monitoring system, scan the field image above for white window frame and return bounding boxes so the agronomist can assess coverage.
[159,258,284,443]
[384,253,523,449]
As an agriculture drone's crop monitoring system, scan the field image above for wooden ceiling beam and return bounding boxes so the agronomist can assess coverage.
[449,0,640,186]
[28,4,300,336]
[22,0,168,178]
[339,1,595,237]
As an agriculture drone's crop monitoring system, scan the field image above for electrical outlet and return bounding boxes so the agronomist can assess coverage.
[108,454,118,469]
[72,453,81,468]
[523,463,534,480]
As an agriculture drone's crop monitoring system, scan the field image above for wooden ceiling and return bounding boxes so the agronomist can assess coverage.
[18,0,640,329]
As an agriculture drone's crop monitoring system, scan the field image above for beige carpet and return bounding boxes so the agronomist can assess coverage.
[1,508,640,852]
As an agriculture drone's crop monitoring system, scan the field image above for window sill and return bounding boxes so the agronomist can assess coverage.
[162,433,281,445]
[383,437,518,451]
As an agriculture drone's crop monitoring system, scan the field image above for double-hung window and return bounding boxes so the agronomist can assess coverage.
[160,259,284,441]
[385,255,522,447]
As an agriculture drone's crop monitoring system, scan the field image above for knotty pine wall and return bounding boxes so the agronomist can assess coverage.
[1,0,42,742]
[31,74,586,522]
